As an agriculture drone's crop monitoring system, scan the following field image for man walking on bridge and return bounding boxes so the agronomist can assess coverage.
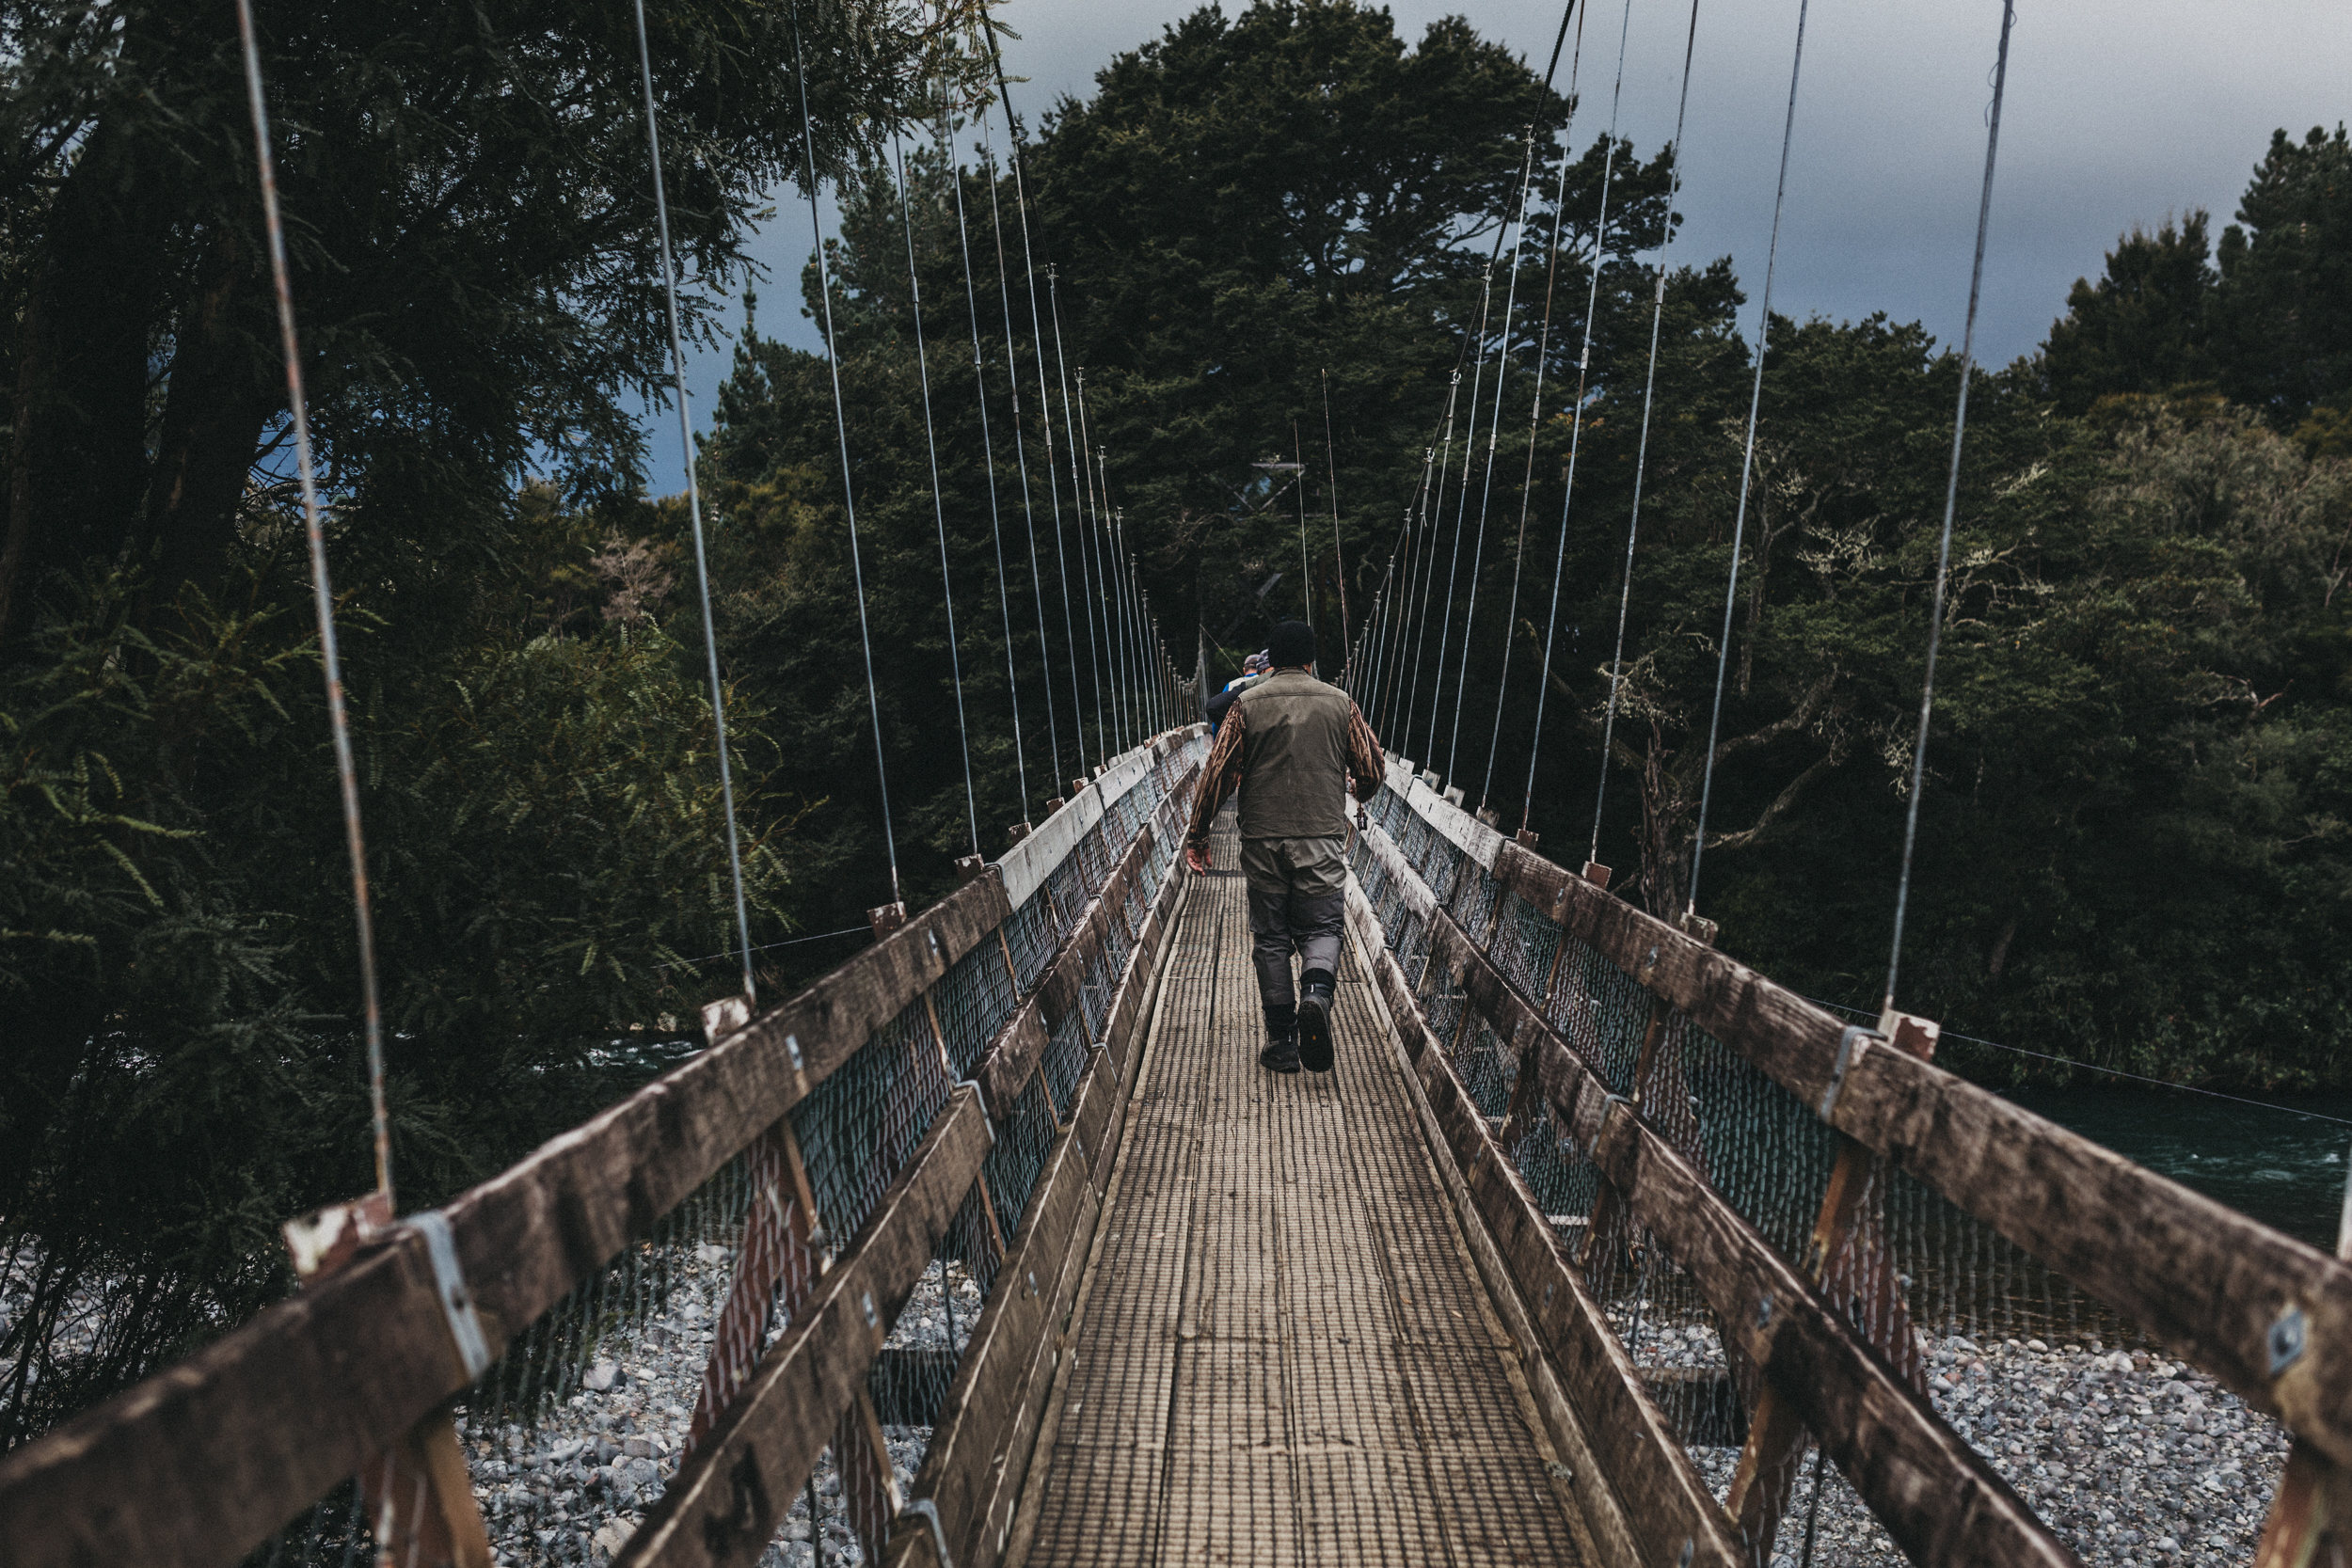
[1183,619,1384,1074]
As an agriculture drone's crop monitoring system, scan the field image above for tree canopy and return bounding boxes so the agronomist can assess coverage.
[5,0,2352,1454]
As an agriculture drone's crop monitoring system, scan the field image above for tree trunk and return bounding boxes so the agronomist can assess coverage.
[1636,719,1691,917]
[0,122,167,644]
[138,228,281,614]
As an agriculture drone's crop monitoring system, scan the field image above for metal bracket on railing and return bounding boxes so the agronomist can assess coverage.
[408,1210,493,1382]
[902,1497,956,1568]
[1586,1092,1630,1160]
[956,1080,994,1142]
[1817,1025,1880,1121]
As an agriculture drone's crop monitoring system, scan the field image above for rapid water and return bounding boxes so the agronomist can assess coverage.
[2006,1085,2352,1251]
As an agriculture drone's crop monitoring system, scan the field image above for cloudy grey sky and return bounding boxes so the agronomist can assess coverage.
[644,0,2349,493]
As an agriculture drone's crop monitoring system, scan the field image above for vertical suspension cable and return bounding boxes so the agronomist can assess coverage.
[1406,404,1458,753]
[1444,130,1549,784]
[1577,0,1705,856]
[1426,267,1501,770]
[973,135,1073,787]
[1098,466,1136,748]
[889,124,979,854]
[1071,386,1124,746]
[631,0,757,999]
[235,0,392,1200]
[1364,526,1392,719]
[1110,480,1148,737]
[1370,502,1408,720]
[1294,424,1314,635]
[1687,0,1811,918]
[1885,0,2016,1014]
[941,83,1037,818]
[1052,311,1111,757]
[1383,461,1437,737]
[793,6,902,909]
[1320,371,1353,670]
[1504,0,1634,825]
[984,37,1091,784]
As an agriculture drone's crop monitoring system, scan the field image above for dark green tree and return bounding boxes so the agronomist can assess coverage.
[2039,213,2217,414]
[2213,124,2352,429]
[0,0,981,645]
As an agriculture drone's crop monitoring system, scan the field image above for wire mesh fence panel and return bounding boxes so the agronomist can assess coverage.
[792,997,953,1258]
[1494,890,1562,1010]
[1447,858,1501,942]
[1451,1021,1517,1118]
[1074,823,1111,896]
[1102,896,1133,979]
[1045,858,1088,947]
[983,1075,1061,1243]
[1041,1006,1090,1121]
[1548,935,1652,1097]
[1078,946,1113,1041]
[933,942,1017,1080]
[1004,892,1058,995]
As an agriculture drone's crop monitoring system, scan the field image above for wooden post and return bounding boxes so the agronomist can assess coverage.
[836,1386,902,1564]
[280,1195,491,1568]
[1726,1010,1939,1563]
[2254,1156,2352,1568]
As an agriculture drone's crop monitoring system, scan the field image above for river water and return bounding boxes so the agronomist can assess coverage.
[2007,1084,2352,1251]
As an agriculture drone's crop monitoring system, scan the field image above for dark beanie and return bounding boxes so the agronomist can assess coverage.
[1268,619,1317,668]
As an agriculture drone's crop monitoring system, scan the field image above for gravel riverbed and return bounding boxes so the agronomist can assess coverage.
[452,1246,978,1567]
[1639,1324,2291,1566]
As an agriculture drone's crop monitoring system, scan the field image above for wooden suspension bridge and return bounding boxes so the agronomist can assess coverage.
[4,721,2351,1568]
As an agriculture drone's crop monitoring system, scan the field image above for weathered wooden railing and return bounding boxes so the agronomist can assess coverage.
[1346,752,2349,1566]
[0,726,1208,1568]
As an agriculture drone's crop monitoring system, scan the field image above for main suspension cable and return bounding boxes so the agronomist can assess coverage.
[1884,0,2017,1015]
[1581,0,1704,860]
[794,6,902,909]
[1686,0,1811,918]
[941,84,1035,819]
[889,124,979,855]
[236,0,392,1200]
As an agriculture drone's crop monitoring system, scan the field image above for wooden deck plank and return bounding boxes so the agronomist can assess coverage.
[1011,818,1590,1566]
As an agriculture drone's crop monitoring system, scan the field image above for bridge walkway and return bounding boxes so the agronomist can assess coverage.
[1009,816,1592,1566]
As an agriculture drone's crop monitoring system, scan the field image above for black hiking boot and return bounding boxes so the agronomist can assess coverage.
[1296,970,1337,1072]
[1259,1029,1301,1073]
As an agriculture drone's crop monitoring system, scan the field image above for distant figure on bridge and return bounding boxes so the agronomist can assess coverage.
[1203,648,1269,735]
[1184,620,1383,1075]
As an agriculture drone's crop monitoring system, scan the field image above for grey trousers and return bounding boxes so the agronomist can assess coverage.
[1240,835,1347,1008]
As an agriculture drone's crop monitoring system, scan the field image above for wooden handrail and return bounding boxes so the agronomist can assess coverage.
[0,732,1204,1568]
[1380,830,2075,1563]
[1389,768,2352,1473]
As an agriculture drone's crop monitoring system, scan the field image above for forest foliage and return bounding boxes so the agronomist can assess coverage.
[2,0,2349,1446]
